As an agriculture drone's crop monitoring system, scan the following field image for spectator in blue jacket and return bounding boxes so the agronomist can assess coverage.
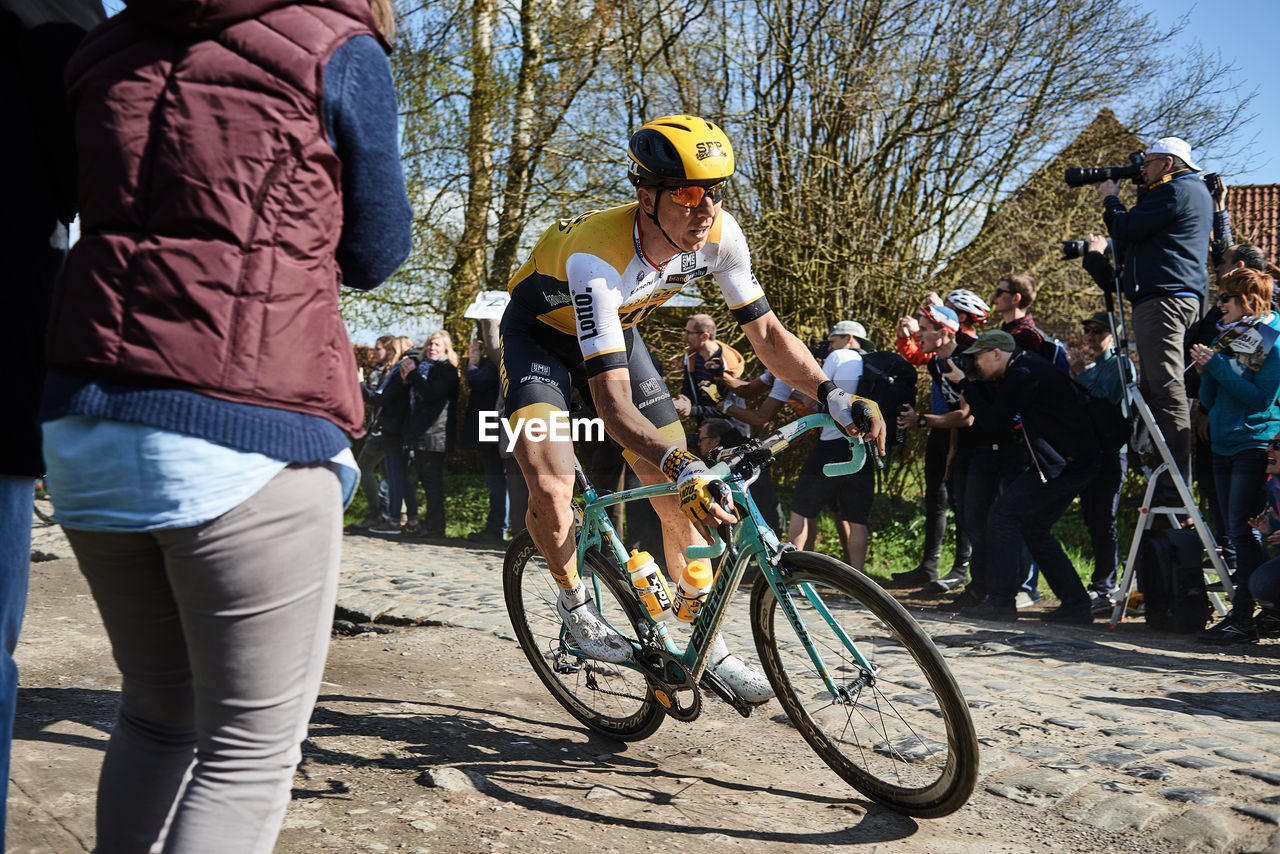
[1097,137,1212,509]
[1191,268,1280,644]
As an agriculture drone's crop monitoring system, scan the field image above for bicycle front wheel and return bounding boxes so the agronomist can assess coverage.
[503,532,664,741]
[751,550,978,817]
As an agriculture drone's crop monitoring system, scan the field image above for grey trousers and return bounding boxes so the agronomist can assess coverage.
[63,465,342,854]
[1132,295,1200,494]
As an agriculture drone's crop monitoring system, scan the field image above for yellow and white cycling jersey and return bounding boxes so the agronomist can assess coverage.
[505,202,770,376]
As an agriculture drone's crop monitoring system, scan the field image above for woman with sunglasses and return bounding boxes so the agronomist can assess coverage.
[1190,268,1280,644]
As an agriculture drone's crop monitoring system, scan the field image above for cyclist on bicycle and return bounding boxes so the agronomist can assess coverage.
[500,115,886,699]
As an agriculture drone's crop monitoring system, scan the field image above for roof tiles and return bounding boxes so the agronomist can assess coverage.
[1227,184,1280,263]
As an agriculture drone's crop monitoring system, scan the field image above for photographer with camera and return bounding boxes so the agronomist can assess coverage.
[674,313,749,434]
[1092,137,1212,507]
[942,330,1101,623]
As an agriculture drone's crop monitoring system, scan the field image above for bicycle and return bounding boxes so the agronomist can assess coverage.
[502,412,979,817]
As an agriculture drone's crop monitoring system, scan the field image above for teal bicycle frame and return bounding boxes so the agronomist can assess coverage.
[571,413,875,704]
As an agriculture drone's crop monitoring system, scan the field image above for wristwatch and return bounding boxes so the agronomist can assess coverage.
[917,414,928,429]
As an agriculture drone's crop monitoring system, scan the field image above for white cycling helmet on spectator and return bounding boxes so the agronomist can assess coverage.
[944,288,990,324]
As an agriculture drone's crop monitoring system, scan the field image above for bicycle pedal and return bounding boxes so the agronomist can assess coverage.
[699,671,753,719]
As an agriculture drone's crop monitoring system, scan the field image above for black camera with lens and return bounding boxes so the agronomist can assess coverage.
[1061,237,1113,260]
[1064,151,1145,187]
[1203,172,1222,197]
[947,351,979,379]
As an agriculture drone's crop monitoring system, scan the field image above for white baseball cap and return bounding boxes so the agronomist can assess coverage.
[829,320,874,349]
[1145,137,1200,172]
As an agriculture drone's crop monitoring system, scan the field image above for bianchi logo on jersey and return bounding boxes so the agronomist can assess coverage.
[666,269,707,285]
[680,253,697,272]
[531,362,550,377]
[639,378,662,397]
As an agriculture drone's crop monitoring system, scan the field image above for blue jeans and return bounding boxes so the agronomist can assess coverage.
[1212,448,1268,617]
[380,435,412,524]
[0,477,32,840]
[1080,449,1128,592]
[987,463,1099,608]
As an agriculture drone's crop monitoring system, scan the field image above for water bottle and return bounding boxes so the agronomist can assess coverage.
[627,549,674,621]
[674,559,713,623]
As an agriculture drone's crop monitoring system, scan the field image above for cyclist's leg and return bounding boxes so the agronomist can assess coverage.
[501,325,630,663]
[613,332,700,586]
[500,329,578,589]
[615,334,771,702]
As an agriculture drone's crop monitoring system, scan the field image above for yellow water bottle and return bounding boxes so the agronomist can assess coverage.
[627,549,674,621]
[674,559,714,622]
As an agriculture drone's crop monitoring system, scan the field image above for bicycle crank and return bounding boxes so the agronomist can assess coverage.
[632,647,702,722]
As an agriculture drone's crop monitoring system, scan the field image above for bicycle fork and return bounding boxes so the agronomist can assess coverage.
[771,573,878,703]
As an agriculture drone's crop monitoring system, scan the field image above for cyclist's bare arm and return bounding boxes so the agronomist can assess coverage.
[587,369,681,466]
[741,313,888,453]
[587,369,736,527]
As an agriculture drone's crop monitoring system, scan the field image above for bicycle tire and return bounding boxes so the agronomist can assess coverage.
[751,550,978,817]
[503,531,664,741]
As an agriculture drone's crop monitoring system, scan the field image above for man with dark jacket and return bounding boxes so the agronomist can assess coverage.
[1097,137,1212,505]
[403,335,459,539]
[944,331,1101,624]
[1,0,103,841]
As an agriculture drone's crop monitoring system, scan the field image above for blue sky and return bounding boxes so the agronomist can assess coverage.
[1143,0,1278,184]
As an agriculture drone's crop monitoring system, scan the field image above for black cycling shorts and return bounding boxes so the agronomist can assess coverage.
[789,438,875,524]
[499,312,682,464]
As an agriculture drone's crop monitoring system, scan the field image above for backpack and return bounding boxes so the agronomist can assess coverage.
[857,350,918,446]
[1034,330,1072,376]
[1136,529,1211,633]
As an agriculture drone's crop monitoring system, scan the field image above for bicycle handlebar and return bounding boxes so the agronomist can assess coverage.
[710,412,873,479]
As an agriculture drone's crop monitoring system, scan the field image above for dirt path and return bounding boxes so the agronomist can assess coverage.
[12,557,1280,854]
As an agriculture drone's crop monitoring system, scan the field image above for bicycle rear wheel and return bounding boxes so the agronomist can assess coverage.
[503,531,663,741]
[751,550,978,817]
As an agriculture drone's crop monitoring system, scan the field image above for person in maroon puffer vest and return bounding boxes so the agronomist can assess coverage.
[39,1,410,850]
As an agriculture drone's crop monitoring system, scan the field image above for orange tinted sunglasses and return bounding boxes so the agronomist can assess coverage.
[665,181,728,208]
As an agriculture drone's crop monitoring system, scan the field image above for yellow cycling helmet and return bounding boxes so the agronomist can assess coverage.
[627,115,735,186]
